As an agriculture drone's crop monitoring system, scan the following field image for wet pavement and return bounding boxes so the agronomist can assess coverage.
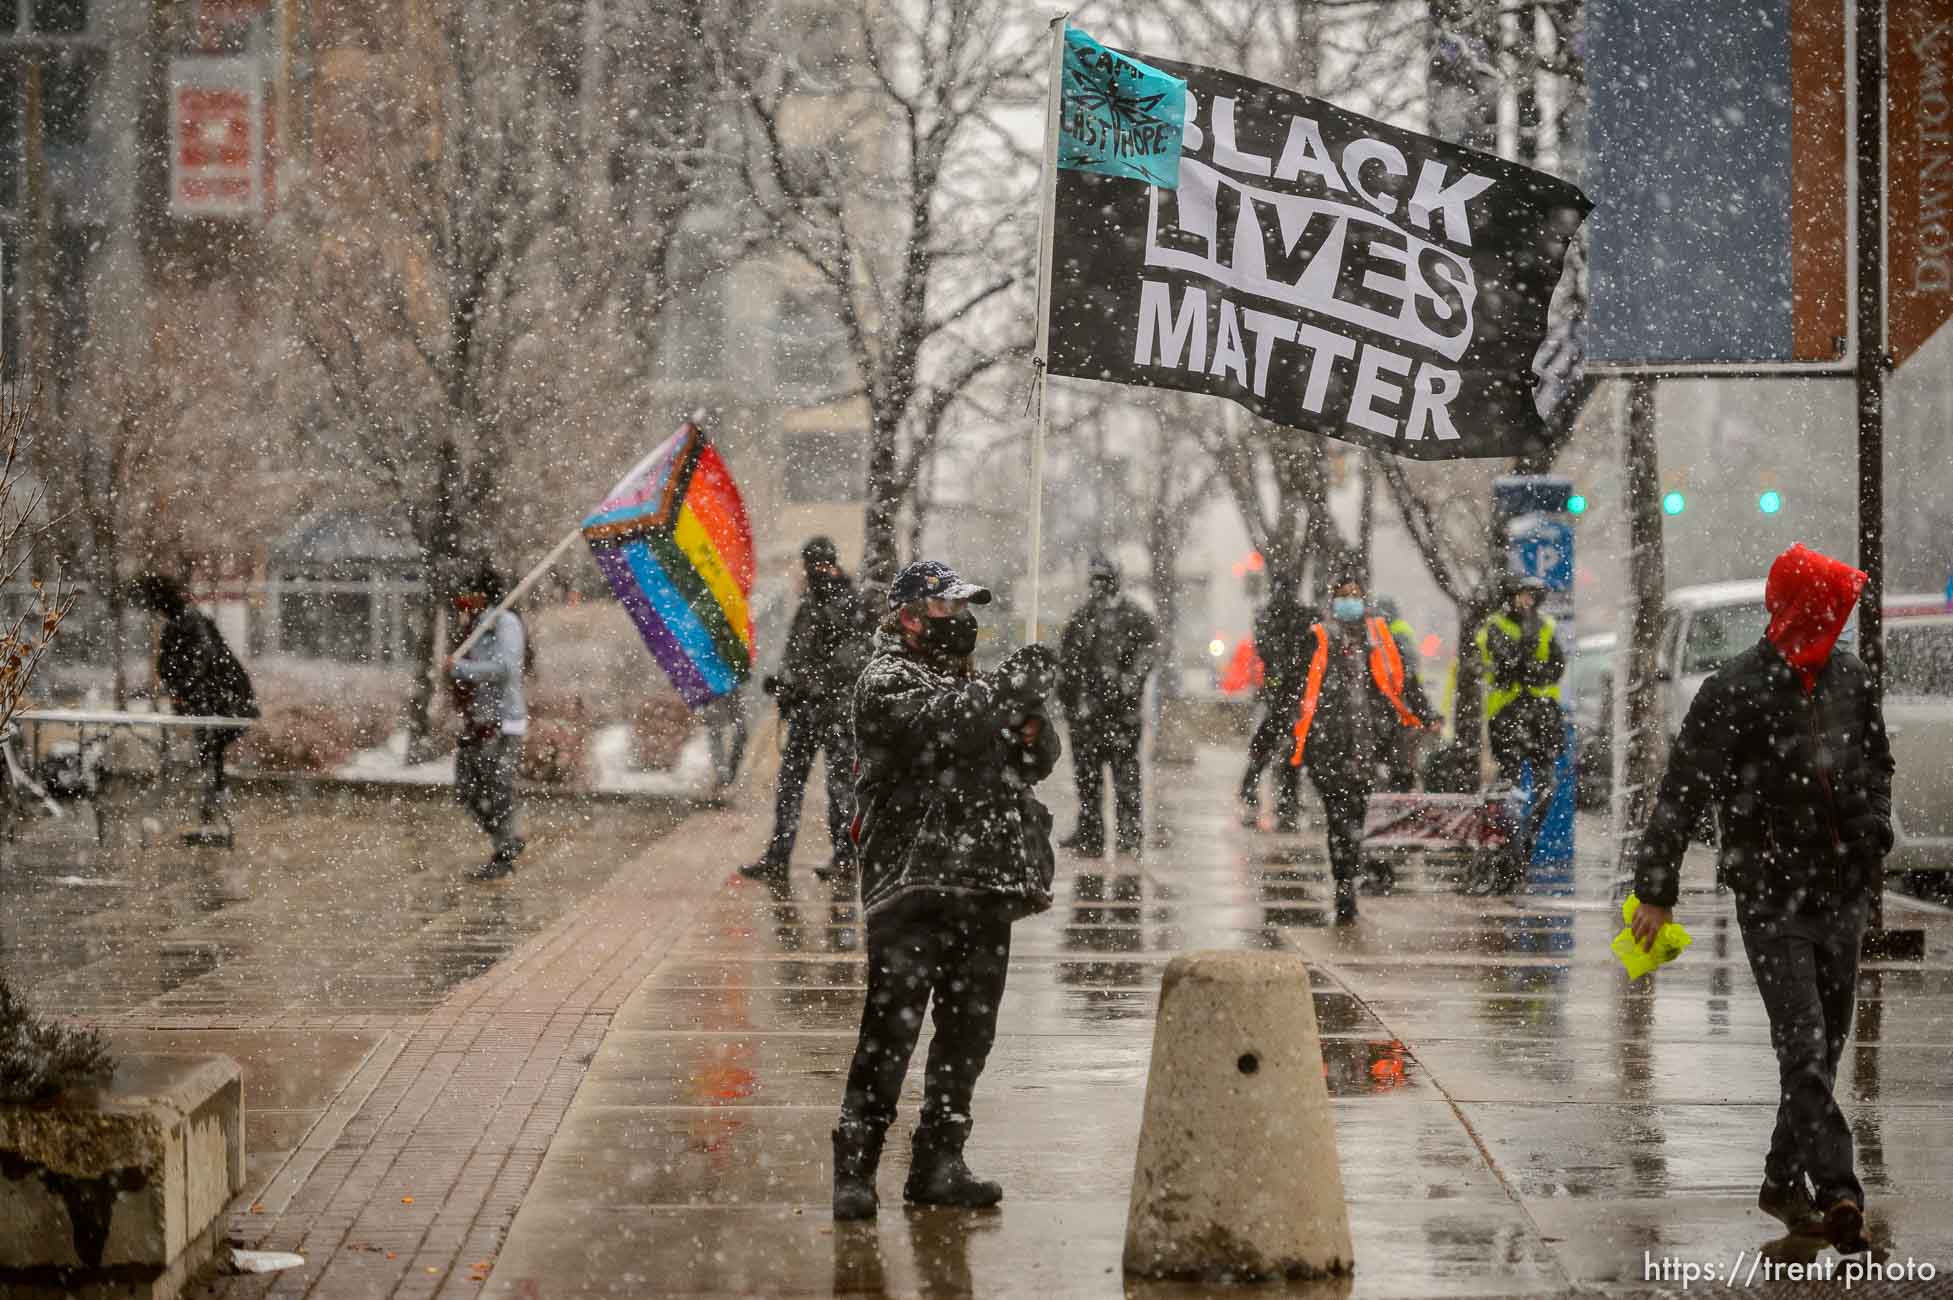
[2,781,683,1212]
[485,748,1953,1298]
[7,754,1952,1297]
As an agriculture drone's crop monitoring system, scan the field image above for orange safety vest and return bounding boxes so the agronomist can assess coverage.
[1290,617,1423,766]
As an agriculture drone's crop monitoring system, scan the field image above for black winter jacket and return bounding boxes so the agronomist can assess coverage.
[1254,594,1313,708]
[853,632,1062,921]
[158,609,258,719]
[1633,639,1894,913]
[773,577,871,720]
[1058,594,1159,732]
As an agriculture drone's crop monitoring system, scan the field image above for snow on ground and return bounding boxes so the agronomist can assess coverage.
[336,724,714,798]
[586,723,715,796]
[337,730,456,786]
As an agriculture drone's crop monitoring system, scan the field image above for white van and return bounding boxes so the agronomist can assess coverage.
[1882,601,1953,884]
[1656,581,1770,745]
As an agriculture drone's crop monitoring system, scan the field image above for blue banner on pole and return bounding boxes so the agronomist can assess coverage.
[1058,28,1185,189]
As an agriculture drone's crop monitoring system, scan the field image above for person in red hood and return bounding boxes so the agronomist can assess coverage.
[1632,543,1893,1254]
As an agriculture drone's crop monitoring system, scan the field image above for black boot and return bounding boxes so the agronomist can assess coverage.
[832,1120,885,1221]
[904,1118,1002,1208]
[739,857,787,881]
[1758,1177,1823,1236]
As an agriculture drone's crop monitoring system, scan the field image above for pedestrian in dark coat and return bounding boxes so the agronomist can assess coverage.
[1288,560,1437,923]
[742,537,872,882]
[127,574,258,822]
[1057,555,1158,857]
[1632,544,1891,1255]
[833,559,1061,1221]
[1239,573,1311,830]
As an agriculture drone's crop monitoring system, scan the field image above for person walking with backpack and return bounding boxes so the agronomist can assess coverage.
[127,574,259,826]
[1057,555,1159,858]
[742,537,871,883]
[448,563,528,881]
[831,560,1061,1220]
[1631,544,1891,1256]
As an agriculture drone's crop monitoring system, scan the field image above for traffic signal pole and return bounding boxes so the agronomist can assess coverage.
[1854,0,1923,961]
[1855,0,1886,698]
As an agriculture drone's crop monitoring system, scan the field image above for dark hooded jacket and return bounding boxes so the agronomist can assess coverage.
[1058,588,1159,733]
[774,573,872,721]
[852,630,1062,920]
[157,609,258,720]
[1634,546,1893,913]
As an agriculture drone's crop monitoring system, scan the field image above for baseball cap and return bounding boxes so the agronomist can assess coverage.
[888,560,992,608]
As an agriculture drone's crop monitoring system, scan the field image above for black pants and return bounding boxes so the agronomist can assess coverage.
[1309,764,1372,885]
[1489,698,1563,785]
[1070,725,1143,853]
[767,712,855,867]
[193,728,238,816]
[1738,894,1869,1207]
[455,733,520,856]
[841,892,1014,1135]
[1241,700,1301,826]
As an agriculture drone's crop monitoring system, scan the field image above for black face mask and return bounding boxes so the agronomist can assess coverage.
[922,609,979,657]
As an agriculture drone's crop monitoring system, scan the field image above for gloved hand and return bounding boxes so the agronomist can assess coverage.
[761,674,780,696]
[995,643,1059,705]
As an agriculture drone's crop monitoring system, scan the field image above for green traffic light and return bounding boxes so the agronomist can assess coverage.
[1759,490,1782,514]
[1662,491,1686,515]
[1567,494,1588,516]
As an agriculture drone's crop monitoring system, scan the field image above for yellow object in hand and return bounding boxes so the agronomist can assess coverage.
[1611,894,1693,979]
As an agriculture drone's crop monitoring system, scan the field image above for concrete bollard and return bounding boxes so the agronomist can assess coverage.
[1123,950,1354,1283]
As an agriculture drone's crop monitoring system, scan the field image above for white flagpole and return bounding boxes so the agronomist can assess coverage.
[450,422,694,662]
[1027,11,1068,646]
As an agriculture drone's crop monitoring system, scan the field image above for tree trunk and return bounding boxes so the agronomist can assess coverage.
[1616,376,1666,870]
[861,409,904,583]
[406,439,466,760]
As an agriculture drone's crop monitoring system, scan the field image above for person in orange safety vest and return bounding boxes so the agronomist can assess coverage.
[1289,558,1439,924]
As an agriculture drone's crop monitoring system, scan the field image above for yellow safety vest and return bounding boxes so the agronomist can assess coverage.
[1476,614,1560,720]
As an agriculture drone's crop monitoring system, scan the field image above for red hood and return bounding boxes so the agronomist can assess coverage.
[1764,543,1866,690]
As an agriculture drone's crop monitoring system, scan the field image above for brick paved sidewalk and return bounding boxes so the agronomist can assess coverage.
[194,804,746,1300]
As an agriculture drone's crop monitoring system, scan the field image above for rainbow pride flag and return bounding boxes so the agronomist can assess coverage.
[582,422,756,708]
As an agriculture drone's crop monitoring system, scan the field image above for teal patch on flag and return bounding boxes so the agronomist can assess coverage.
[1058,29,1185,189]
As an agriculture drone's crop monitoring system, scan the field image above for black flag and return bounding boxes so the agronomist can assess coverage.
[1044,53,1591,461]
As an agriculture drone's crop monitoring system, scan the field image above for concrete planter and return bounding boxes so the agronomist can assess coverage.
[0,1054,244,1299]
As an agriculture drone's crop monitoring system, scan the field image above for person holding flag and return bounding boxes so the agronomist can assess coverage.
[448,562,529,882]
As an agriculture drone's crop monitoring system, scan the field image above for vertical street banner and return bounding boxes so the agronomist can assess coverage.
[1889,0,1953,368]
[1042,39,1591,461]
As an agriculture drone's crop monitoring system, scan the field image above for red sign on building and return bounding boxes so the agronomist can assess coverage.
[170,57,265,218]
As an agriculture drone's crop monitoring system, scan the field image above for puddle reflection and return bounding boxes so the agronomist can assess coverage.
[905,1205,1000,1295]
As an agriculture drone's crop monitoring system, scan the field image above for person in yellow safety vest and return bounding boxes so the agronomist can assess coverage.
[1371,596,1423,793]
[1289,560,1439,924]
[1476,574,1568,891]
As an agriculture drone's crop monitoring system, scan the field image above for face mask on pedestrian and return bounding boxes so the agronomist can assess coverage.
[922,608,980,657]
[1331,596,1365,623]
